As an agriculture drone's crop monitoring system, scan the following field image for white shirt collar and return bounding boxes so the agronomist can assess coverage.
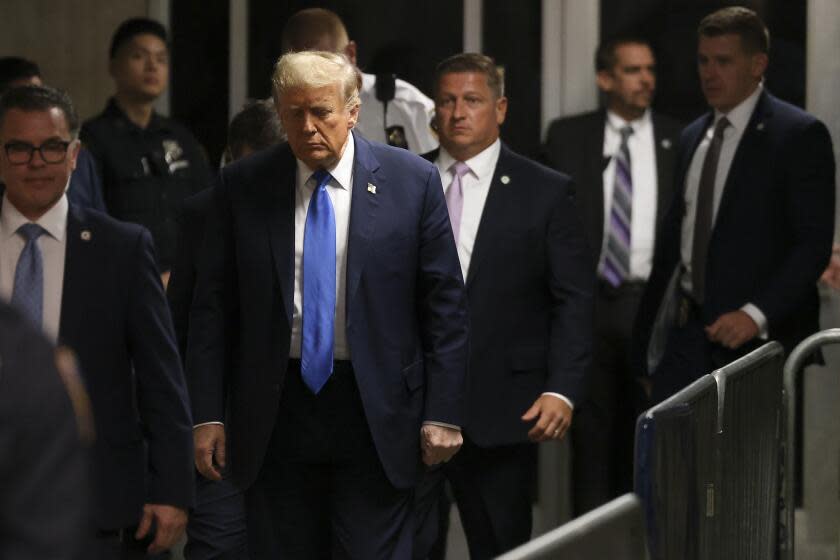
[606,109,651,135]
[714,82,763,132]
[1,190,68,242]
[295,132,355,190]
[438,138,501,180]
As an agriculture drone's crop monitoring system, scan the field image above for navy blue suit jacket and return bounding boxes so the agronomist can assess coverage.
[635,91,835,370]
[425,145,593,446]
[58,205,194,529]
[187,133,468,490]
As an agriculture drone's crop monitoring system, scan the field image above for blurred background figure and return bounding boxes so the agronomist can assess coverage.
[80,17,214,287]
[281,7,438,153]
[542,35,682,516]
[0,56,106,213]
[168,98,284,560]
[0,302,89,560]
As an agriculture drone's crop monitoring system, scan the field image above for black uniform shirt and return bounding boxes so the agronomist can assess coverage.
[80,98,213,270]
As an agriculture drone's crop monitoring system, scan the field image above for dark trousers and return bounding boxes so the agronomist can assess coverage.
[571,281,648,515]
[184,471,248,559]
[245,360,414,559]
[414,438,536,560]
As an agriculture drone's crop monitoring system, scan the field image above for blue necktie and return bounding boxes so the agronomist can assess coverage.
[301,169,337,394]
[11,223,46,329]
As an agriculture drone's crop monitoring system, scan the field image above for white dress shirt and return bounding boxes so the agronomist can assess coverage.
[289,134,355,360]
[357,73,438,154]
[680,84,767,335]
[434,139,574,410]
[0,192,68,343]
[435,139,501,281]
[601,110,658,281]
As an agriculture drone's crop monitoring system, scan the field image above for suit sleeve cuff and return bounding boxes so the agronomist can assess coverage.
[193,421,224,429]
[542,392,575,410]
[741,303,769,339]
[422,420,461,431]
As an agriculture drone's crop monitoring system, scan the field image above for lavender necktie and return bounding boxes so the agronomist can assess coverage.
[445,161,471,242]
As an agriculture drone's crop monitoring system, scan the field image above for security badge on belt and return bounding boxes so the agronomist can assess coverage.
[677,295,693,327]
[163,139,190,173]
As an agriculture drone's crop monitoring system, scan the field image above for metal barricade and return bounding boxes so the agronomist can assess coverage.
[713,341,785,560]
[634,375,719,560]
[634,342,784,560]
[780,328,840,560]
[496,494,649,560]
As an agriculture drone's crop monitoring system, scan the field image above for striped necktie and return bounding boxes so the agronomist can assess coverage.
[601,125,634,287]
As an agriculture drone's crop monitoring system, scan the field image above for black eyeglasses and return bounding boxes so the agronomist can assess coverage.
[3,140,72,165]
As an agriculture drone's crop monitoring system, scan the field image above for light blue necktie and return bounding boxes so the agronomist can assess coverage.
[301,169,337,394]
[11,223,46,329]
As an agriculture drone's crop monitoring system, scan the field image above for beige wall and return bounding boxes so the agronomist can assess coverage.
[0,0,148,122]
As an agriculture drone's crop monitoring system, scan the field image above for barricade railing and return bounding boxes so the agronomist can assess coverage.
[495,493,648,560]
[712,341,784,559]
[634,375,718,560]
[634,342,785,560]
[780,328,840,560]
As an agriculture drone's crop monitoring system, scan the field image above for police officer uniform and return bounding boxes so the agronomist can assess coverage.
[80,98,213,270]
[356,73,438,154]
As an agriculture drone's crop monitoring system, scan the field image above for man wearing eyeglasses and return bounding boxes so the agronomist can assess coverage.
[0,85,193,558]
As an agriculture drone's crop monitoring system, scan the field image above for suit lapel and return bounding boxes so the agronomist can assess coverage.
[58,206,91,345]
[652,114,677,225]
[713,91,772,235]
[346,133,381,309]
[588,112,607,248]
[465,144,514,287]
[266,146,297,326]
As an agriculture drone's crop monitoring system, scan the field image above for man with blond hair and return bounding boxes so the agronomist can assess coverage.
[187,51,468,558]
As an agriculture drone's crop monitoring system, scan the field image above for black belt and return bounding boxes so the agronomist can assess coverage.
[597,278,646,298]
[288,358,353,375]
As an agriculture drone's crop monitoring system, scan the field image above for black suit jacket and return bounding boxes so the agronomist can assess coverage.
[0,303,87,559]
[58,205,194,529]
[542,110,683,266]
[425,144,594,447]
[187,134,468,490]
[634,91,835,370]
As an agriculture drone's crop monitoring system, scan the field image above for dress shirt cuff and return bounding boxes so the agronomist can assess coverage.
[193,421,224,429]
[422,420,461,432]
[741,303,769,340]
[542,392,575,410]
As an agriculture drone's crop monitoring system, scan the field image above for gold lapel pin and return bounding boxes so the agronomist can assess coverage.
[81,230,92,241]
[367,183,377,194]
[661,139,672,149]
[500,175,511,185]
[756,122,765,131]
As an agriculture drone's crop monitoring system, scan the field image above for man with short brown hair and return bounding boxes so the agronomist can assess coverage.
[542,36,682,515]
[417,52,593,558]
[634,6,835,403]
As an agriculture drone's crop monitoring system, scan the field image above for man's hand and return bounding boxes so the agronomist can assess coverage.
[421,424,463,466]
[135,503,188,554]
[194,424,225,481]
[819,243,840,290]
[705,310,759,349]
[522,395,573,443]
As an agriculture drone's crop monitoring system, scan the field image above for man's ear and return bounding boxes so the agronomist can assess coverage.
[596,70,613,94]
[344,41,358,66]
[751,52,769,79]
